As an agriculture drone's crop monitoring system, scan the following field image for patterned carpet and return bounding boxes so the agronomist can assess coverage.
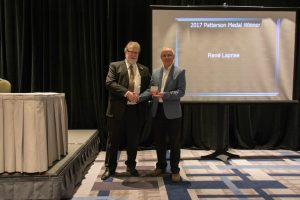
[72,149,300,200]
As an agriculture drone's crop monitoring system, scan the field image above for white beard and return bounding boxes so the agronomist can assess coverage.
[126,58,137,65]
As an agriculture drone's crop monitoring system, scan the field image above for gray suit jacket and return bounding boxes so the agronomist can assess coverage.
[106,60,151,120]
[151,65,186,119]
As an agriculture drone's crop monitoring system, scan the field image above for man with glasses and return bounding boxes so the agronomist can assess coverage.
[101,41,151,180]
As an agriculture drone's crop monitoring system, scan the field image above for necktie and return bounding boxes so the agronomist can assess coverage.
[128,65,135,92]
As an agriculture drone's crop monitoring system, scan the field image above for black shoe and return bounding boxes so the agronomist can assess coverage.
[126,167,139,177]
[171,173,181,182]
[101,168,115,180]
[146,168,165,177]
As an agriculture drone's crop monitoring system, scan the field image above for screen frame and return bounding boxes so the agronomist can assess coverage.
[150,5,299,103]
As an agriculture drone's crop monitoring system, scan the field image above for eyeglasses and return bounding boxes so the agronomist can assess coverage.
[126,49,139,55]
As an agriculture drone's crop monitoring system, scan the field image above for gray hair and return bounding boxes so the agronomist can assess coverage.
[124,41,141,53]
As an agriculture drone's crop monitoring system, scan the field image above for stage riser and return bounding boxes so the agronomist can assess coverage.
[0,130,100,200]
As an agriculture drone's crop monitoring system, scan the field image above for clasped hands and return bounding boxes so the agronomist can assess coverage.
[127,91,139,103]
[151,91,164,98]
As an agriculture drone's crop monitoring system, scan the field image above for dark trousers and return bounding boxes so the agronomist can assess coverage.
[152,103,181,174]
[105,105,140,171]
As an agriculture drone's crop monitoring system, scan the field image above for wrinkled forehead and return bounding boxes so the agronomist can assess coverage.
[161,49,174,56]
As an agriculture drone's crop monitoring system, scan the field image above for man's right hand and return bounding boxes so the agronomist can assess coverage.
[127,91,139,103]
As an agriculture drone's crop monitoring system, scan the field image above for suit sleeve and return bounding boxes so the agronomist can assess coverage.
[138,67,151,102]
[105,63,128,98]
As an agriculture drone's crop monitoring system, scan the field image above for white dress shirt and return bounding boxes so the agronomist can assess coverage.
[125,60,141,104]
[159,65,172,102]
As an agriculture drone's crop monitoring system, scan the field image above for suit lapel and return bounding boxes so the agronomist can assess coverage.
[120,62,129,86]
[137,63,144,81]
[158,68,164,91]
[137,63,143,73]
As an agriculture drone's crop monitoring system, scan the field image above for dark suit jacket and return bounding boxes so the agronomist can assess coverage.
[105,60,151,120]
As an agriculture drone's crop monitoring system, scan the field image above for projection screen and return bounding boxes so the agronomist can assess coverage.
[151,7,297,102]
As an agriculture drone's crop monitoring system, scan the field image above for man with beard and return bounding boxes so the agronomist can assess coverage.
[101,41,151,180]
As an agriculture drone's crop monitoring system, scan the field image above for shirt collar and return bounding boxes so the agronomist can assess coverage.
[163,64,172,72]
[125,59,137,69]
